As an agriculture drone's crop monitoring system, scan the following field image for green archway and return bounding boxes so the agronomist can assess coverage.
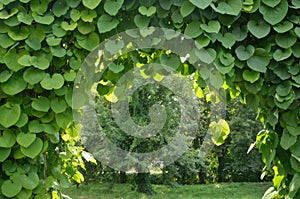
[0,0,299,198]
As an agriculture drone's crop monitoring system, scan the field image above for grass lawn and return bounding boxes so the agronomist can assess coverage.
[63,182,271,199]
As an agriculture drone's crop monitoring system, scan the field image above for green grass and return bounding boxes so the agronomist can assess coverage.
[63,182,271,199]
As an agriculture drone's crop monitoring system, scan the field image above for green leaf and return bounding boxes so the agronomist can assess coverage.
[184,21,202,38]
[28,120,44,133]
[17,133,36,148]
[46,35,62,46]
[17,11,33,25]
[273,21,293,33]
[0,8,18,19]
[211,0,242,16]
[276,81,292,96]
[32,96,50,112]
[50,98,67,113]
[104,39,124,55]
[134,14,150,28]
[15,113,28,128]
[290,139,300,157]
[20,137,43,159]
[7,26,30,41]
[25,37,41,50]
[280,130,296,150]
[232,25,248,41]
[0,147,11,162]
[40,73,65,90]
[273,48,292,61]
[52,0,69,17]
[138,6,156,17]
[80,9,97,22]
[242,70,260,83]
[63,70,76,82]
[70,9,81,22]
[104,0,124,16]
[50,46,66,57]
[189,0,212,9]
[259,0,288,25]
[16,189,32,199]
[77,32,99,51]
[200,20,220,33]
[262,0,281,7]
[1,180,22,197]
[0,70,12,83]
[0,33,15,48]
[247,19,271,39]
[218,32,236,48]
[209,119,230,146]
[97,14,119,33]
[180,1,195,17]
[247,48,269,73]
[1,73,27,95]
[235,45,255,60]
[23,68,46,85]
[108,62,125,73]
[275,33,297,49]
[61,20,77,31]
[20,171,39,190]
[0,130,16,147]
[82,0,102,9]
[31,56,50,70]
[32,13,54,25]
[160,54,181,71]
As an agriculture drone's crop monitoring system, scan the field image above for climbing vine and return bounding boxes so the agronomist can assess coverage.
[0,0,300,198]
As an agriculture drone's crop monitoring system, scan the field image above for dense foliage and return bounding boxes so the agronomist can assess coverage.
[0,0,300,198]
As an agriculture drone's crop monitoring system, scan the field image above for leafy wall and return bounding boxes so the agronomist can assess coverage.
[0,0,300,198]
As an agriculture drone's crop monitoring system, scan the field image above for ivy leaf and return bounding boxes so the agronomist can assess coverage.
[211,0,242,16]
[0,70,12,83]
[189,0,212,9]
[32,13,54,25]
[232,25,248,41]
[0,148,11,162]
[104,39,124,55]
[0,33,15,48]
[82,0,102,9]
[108,62,125,73]
[242,70,260,83]
[40,73,65,90]
[97,14,119,33]
[104,0,124,16]
[259,0,288,25]
[184,21,202,38]
[218,32,236,48]
[134,14,150,28]
[247,19,271,39]
[276,81,292,96]
[52,0,69,17]
[235,45,255,60]
[8,26,30,41]
[50,98,67,113]
[138,6,156,17]
[247,48,269,73]
[20,137,43,159]
[77,32,99,51]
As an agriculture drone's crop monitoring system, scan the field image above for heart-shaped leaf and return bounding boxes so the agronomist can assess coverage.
[16,133,36,148]
[51,98,67,113]
[0,70,12,83]
[273,21,293,33]
[259,0,288,25]
[7,26,30,41]
[82,0,101,9]
[23,68,46,85]
[70,9,81,22]
[104,0,124,16]
[0,147,11,162]
[108,62,125,73]
[77,32,99,51]
[189,0,212,9]
[273,48,292,61]
[32,13,54,25]
[16,189,32,199]
[262,0,281,7]
[218,32,236,48]
[1,180,22,197]
[61,20,77,31]
[4,49,28,72]
[28,120,44,133]
[0,104,21,128]
[104,39,124,55]
[275,33,297,49]
[52,0,69,17]
[247,19,271,39]
[180,1,195,17]
[17,11,33,25]
[97,14,119,33]
[280,130,296,150]
[235,45,255,60]
[200,20,220,33]
[208,119,230,146]
[247,48,269,73]
[276,81,292,96]
[211,0,242,16]
[31,97,51,112]
[40,73,64,90]
[15,113,28,128]
[20,137,43,159]
[81,9,97,22]
[0,33,15,48]
[232,25,248,41]
[20,171,39,190]
[242,70,260,83]
[138,6,156,17]
[184,21,202,38]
